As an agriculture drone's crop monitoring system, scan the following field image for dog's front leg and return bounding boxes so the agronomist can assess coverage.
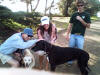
[50,64,56,71]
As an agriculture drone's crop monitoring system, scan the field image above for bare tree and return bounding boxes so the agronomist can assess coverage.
[33,0,40,11]
[44,0,55,16]
[30,0,33,12]
[49,0,54,17]
[21,0,34,12]
[44,0,47,15]
[21,0,41,12]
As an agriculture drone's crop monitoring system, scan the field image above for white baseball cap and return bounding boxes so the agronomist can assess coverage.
[41,16,50,25]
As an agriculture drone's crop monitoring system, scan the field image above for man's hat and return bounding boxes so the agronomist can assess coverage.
[23,28,33,36]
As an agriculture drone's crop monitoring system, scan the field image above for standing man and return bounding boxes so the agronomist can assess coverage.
[66,1,91,64]
[0,28,39,67]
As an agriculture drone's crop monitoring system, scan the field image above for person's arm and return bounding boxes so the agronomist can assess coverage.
[51,25,57,43]
[37,29,44,40]
[66,23,73,41]
[14,39,38,49]
[76,16,90,28]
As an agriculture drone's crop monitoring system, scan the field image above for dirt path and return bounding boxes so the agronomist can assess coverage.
[54,20,100,75]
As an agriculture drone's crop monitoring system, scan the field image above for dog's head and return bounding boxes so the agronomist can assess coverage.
[23,56,33,68]
[32,40,51,52]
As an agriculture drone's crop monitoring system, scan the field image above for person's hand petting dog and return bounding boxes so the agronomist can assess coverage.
[29,39,44,49]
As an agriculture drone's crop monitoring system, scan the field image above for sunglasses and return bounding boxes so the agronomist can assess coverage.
[28,35,33,37]
[77,5,83,7]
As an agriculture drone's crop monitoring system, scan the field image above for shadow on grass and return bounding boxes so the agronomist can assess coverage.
[84,39,100,75]
[84,28,100,75]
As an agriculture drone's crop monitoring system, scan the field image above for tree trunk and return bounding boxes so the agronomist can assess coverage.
[63,0,73,16]
[26,3,29,12]
[44,0,47,15]
[49,0,54,18]
[33,0,40,11]
[30,0,33,12]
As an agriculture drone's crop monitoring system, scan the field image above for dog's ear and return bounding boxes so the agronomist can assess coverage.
[41,40,52,51]
[31,40,45,51]
[44,40,51,46]
[32,40,51,52]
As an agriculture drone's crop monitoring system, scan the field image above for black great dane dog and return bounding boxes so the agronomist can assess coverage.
[32,40,90,75]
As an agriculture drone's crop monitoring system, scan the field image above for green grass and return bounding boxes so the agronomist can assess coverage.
[53,20,68,28]
[2,19,27,31]
[52,17,69,30]
[91,16,100,21]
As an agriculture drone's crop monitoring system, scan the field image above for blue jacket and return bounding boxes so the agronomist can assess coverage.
[0,33,38,54]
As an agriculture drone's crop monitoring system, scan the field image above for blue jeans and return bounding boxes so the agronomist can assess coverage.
[69,34,84,49]
[67,34,84,64]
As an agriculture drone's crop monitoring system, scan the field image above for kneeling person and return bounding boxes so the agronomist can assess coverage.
[0,28,39,67]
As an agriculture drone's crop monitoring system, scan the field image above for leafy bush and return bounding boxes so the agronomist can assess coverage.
[0,5,41,41]
[2,19,26,31]
[91,16,100,21]
[0,5,13,20]
[12,11,41,26]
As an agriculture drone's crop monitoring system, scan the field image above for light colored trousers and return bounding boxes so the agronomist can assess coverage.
[68,34,84,64]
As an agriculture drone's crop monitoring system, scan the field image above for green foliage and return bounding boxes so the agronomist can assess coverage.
[0,19,27,41]
[91,16,100,21]
[0,6,26,31]
[84,0,100,16]
[58,0,100,16]
[68,2,77,16]
[58,0,74,16]
[0,5,11,11]
[12,11,41,27]
[0,5,13,19]
[2,19,26,31]
[51,14,64,17]
[0,5,41,30]
[0,5,41,40]
[12,11,27,25]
